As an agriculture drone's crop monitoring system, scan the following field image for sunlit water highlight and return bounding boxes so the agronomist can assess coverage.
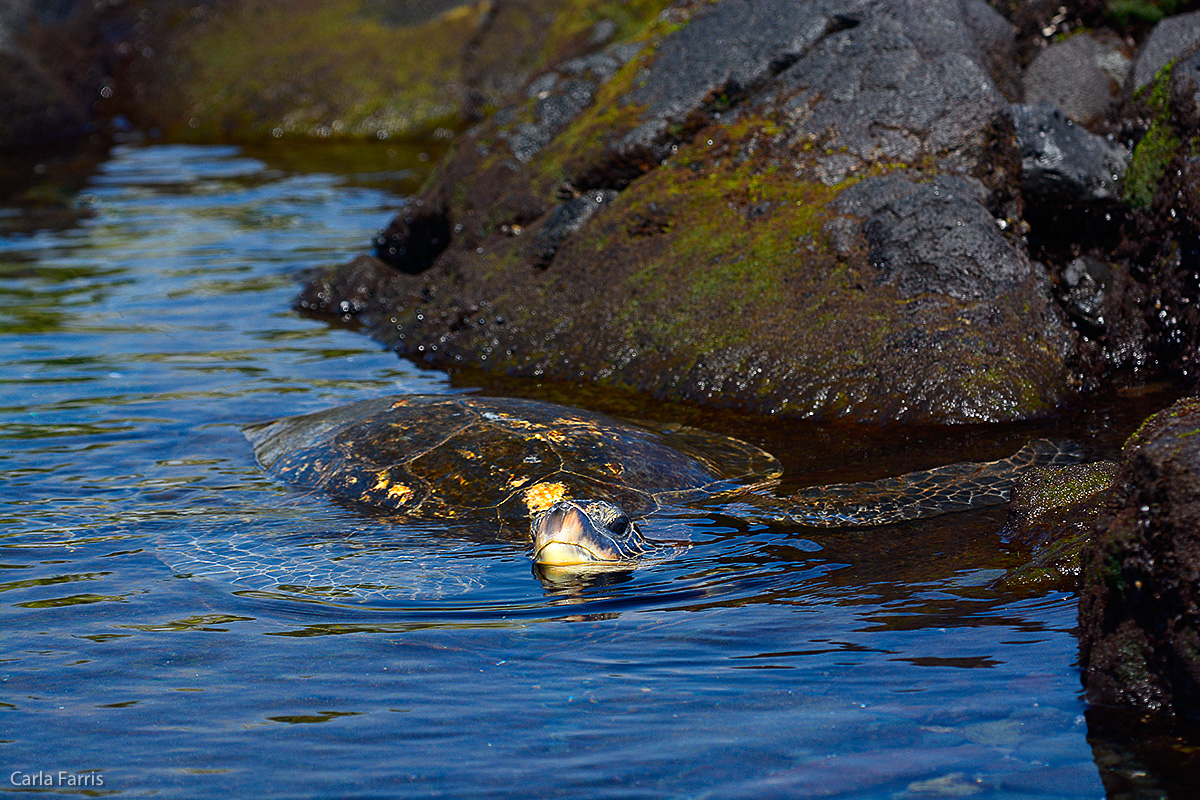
[0,143,1105,798]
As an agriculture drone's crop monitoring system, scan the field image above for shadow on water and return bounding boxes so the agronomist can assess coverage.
[1086,708,1200,799]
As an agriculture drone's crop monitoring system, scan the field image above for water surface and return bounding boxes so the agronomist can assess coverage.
[1,142,1113,798]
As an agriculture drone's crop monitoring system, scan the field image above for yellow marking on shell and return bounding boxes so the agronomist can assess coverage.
[523,482,568,514]
[456,448,480,459]
[386,483,414,503]
[369,471,414,505]
[506,475,532,489]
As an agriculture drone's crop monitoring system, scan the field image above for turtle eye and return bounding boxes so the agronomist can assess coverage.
[606,514,631,536]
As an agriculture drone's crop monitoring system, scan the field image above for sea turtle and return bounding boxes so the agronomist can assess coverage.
[242,394,1080,570]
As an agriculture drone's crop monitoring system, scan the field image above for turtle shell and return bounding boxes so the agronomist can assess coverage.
[243,395,781,521]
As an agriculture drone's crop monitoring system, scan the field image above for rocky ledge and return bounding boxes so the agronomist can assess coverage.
[297,1,1199,426]
[1080,398,1200,719]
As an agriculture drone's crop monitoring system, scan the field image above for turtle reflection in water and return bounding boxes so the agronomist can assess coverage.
[243,394,1079,573]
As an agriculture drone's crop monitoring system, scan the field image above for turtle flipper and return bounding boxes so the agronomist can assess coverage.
[782,439,1083,527]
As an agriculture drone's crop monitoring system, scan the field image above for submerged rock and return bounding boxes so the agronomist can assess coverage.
[1002,460,1118,590]
[1079,398,1200,717]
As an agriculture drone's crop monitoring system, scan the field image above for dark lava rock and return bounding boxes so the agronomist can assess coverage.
[1022,17,1200,394]
[1131,9,1200,90]
[1013,102,1127,205]
[502,45,641,166]
[1022,32,1128,125]
[304,0,1081,424]
[1079,397,1200,717]
[609,0,837,164]
[507,79,596,164]
[297,254,401,319]
[1086,41,1200,388]
[829,173,1040,301]
[759,0,1018,183]
[570,0,1018,188]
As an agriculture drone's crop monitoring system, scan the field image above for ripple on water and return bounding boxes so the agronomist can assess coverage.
[0,142,1111,798]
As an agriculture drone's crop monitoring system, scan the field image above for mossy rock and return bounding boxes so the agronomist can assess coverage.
[304,127,1075,423]
[1079,397,1200,717]
[301,0,1079,424]
[119,0,672,143]
[1124,61,1185,208]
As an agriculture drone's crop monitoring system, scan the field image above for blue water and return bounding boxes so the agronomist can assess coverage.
[0,143,1105,798]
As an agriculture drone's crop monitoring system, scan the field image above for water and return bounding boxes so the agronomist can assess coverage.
[0,142,1112,797]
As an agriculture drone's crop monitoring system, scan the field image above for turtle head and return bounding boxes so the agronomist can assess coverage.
[531,500,646,566]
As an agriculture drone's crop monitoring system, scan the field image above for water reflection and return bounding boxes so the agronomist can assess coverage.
[1087,708,1200,798]
[0,142,1117,798]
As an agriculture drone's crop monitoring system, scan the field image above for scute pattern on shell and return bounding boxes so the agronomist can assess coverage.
[243,395,780,522]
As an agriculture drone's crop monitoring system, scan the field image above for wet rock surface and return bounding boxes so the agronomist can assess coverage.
[1005,8,1200,398]
[1079,398,1200,718]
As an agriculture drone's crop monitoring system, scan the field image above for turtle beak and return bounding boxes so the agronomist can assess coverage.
[532,501,627,565]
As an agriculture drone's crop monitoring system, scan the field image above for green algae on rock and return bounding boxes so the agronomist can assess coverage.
[1002,460,1119,590]
[1124,61,1184,208]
